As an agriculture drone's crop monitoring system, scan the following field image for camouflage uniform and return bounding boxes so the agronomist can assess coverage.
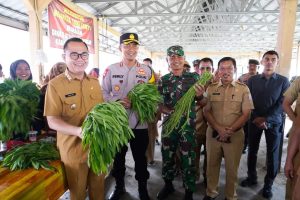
[158,71,199,192]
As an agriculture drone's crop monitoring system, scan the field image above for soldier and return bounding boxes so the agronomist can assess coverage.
[203,57,253,200]
[283,77,300,200]
[157,45,204,200]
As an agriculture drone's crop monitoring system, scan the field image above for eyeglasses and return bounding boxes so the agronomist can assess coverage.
[68,52,89,60]
[200,67,212,71]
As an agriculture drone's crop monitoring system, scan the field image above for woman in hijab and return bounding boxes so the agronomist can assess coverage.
[10,59,32,80]
[38,62,67,133]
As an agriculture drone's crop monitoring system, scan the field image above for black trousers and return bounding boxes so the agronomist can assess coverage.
[111,129,150,183]
[247,122,281,187]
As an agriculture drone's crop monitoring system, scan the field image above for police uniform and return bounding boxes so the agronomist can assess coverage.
[101,60,155,190]
[284,77,300,200]
[205,81,253,200]
[158,71,199,192]
[44,70,105,200]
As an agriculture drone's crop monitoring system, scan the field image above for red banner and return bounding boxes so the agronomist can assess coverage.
[48,0,95,53]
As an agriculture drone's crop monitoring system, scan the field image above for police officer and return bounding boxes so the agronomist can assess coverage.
[157,45,204,200]
[44,37,105,200]
[283,77,300,199]
[102,33,155,200]
[203,57,253,200]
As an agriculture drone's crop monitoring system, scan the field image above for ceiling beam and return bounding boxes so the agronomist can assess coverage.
[101,10,296,18]
[111,22,283,27]
[73,0,155,2]
[0,14,28,31]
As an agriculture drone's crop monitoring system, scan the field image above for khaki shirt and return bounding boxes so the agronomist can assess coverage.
[284,77,300,116]
[44,70,103,163]
[205,80,254,127]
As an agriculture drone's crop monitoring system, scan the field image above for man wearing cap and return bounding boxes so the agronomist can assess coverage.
[157,45,205,200]
[183,61,191,72]
[102,33,155,200]
[238,59,259,84]
[193,59,201,74]
[238,59,259,153]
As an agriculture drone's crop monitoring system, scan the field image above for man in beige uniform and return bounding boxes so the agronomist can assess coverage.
[44,38,105,200]
[283,77,300,200]
[194,57,214,185]
[203,57,253,200]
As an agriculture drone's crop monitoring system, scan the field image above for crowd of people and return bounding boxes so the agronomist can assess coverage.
[1,32,300,200]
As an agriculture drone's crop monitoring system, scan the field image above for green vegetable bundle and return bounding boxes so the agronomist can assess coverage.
[128,83,162,124]
[163,72,213,136]
[82,102,134,174]
[0,79,40,141]
[2,142,59,171]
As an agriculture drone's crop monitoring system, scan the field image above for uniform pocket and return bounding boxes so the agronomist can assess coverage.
[230,95,242,112]
[63,98,80,117]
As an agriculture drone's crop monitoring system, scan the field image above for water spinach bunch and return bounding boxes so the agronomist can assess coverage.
[0,79,40,141]
[2,142,59,171]
[128,83,162,124]
[82,102,134,175]
[163,72,213,136]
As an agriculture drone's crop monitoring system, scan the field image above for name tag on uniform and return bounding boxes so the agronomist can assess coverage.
[212,92,220,95]
[65,93,76,98]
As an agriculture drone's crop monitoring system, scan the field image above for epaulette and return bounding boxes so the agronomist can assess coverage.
[236,81,246,86]
[210,82,219,86]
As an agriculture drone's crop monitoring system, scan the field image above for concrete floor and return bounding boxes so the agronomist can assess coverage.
[104,120,291,200]
[61,120,291,200]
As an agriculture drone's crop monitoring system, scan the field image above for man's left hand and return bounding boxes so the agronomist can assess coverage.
[195,84,205,97]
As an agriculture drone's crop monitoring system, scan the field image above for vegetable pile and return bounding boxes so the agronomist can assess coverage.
[128,83,162,124]
[0,80,40,141]
[2,142,59,171]
[82,102,134,174]
[163,72,213,136]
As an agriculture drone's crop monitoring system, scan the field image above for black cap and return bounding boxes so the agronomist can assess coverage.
[120,33,139,45]
[249,59,259,65]
[193,59,201,66]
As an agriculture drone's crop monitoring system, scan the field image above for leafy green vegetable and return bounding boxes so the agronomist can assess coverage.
[0,79,40,141]
[128,83,162,124]
[82,102,134,174]
[163,72,213,136]
[2,142,59,171]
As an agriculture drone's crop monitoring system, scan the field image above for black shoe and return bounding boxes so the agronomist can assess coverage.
[108,187,126,200]
[157,182,175,200]
[184,189,193,200]
[156,139,160,145]
[240,177,258,187]
[242,147,247,154]
[262,187,273,199]
[203,178,207,187]
[139,182,150,200]
[202,195,215,200]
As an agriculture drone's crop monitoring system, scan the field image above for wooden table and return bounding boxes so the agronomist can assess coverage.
[0,160,68,200]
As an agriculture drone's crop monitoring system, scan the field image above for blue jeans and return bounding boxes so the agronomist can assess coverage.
[247,122,281,188]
